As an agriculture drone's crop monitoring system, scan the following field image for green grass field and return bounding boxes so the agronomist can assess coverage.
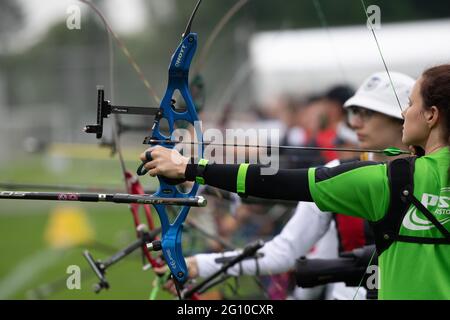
[0,151,261,300]
[0,152,175,299]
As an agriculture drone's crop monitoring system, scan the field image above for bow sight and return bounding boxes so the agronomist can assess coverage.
[84,86,179,139]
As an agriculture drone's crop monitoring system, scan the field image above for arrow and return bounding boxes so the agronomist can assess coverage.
[144,138,410,156]
[0,191,207,207]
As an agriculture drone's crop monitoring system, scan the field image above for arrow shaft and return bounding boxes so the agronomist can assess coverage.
[146,139,410,155]
[0,191,206,207]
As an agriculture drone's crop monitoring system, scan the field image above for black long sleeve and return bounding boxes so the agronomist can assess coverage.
[185,163,313,202]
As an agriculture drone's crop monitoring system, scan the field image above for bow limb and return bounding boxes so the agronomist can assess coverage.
[81,0,208,296]
[148,26,203,287]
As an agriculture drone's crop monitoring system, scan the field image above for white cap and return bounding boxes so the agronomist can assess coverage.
[344,72,415,119]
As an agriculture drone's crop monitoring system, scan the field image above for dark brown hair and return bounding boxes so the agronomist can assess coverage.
[420,64,450,173]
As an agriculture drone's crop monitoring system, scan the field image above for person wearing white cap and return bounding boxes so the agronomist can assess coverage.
[343,72,415,157]
[150,71,415,300]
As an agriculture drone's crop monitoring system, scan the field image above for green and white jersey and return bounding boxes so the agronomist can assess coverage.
[308,147,450,300]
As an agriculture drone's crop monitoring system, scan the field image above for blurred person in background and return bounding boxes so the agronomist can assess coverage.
[316,85,356,162]
[282,86,355,169]
[280,96,324,169]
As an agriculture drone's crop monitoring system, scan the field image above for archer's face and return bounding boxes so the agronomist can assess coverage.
[402,78,429,147]
[348,107,403,150]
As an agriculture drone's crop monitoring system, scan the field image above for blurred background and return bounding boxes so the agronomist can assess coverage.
[0,0,449,300]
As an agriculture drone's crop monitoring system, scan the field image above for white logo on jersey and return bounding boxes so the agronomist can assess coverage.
[402,193,450,231]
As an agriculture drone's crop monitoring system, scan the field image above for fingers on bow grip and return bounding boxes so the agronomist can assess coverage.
[136,151,186,185]
[136,151,153,176]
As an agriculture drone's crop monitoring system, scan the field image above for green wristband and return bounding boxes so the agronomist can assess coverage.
[195,158,209,185]
[237,164,250,196]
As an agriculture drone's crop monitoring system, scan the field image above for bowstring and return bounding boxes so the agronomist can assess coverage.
[352,249,377,300]
[360,0,404,114]
[357,0,406,299]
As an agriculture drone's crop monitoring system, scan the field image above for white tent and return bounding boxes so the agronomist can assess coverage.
[249,19,450,103]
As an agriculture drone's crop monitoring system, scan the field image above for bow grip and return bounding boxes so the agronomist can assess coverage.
[137,151,186,185]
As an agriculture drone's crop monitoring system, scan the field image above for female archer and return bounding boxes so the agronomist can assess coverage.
[141,64,450,299]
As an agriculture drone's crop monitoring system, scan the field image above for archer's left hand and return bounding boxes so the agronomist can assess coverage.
[140,146,189,179]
